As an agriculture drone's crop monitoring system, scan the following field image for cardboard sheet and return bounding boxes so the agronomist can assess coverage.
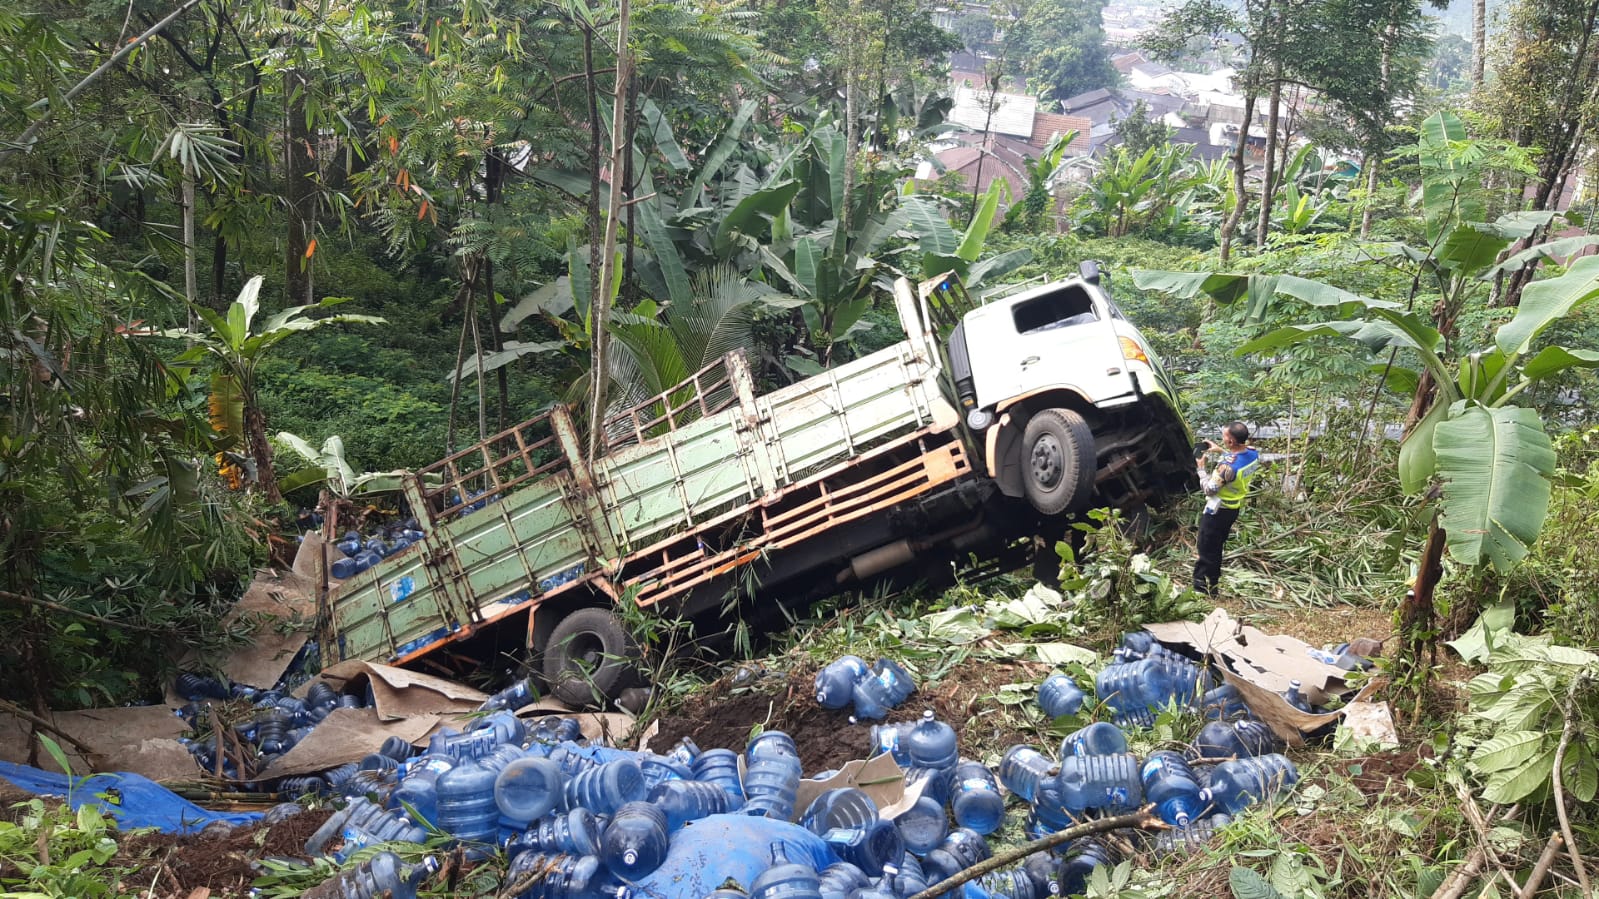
[258,707,444,779]
[313,661,488,720]
[0,706,190,779]
[216,536,322,690]
[519,703,637,745]
[793,753,919,823]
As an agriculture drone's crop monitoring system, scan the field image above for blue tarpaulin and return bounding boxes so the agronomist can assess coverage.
[0,761,263,835]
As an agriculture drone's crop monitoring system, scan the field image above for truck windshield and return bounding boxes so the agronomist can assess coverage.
[1012,286,1099,334]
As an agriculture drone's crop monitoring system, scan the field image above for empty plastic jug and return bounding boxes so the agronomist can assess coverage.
[1139,750,1205,826]
[975,868,1040,899]
[666,736,701,767]
[1094,658,1203,726]
[1189,720,1249,761]
[1055,753,1142,813]
[1201,754,1299,816]
[869,722,912,767]
[802,788,878,834]
[997,745,1053,803]
[1037,675,1085,719]
[649,778,731,830]
[922,828,991,883]
[743,751,802,819]
[505,851,613,899]
[851,661,916,721]
[301,851,437,899]
[748,731,799,761]
[886,853,928,895]
[1059,722,1128,758]
[1232,720,1284,757]
[508,807,604,858]
[1199,683,1251,721]
[1150,813,1233,858]
[816,656,871,709]
[905,712,958,772]
[950,761,1004,835]
[1022,854,1060,898]
[893,795,948,855]
[564,758,646,816]
[1057,835,1123,896]
[692,748,746,807]
[824,819,904,877]
[602,801,670,879]
[751,842,824,899]
[482,678,538,712]
[820,862,870,899]
[903,766,953,807]
[1283,680,1312,712]
[495,756,564,827]
[436,760,499,845]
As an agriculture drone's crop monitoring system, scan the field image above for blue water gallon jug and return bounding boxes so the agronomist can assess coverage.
[315,851,437,899]
[893,794,948,855]
[823,819,904,877]
[471,709,527,746]
[868,722,912,767]
[564,758,646,816]
[874,659,916,705]
[921,828,991,883]
[1058,836,1122,896]
[1188,720,1250,761]
[818,861,870,899]
[1022,854,1059,898]
[1283,679,1312,712]
[816,656,870,709]
[748,730,800,762]
[692,748,746,808]
[638,754,692,790]
[435,759,499,845]
[509,807,604,859]
[1200,683,1251,720]
[886,852,929,895]
[1037,675,1085,719]
[666,736,701,767]
[949,761,1004,835]
[495,756,564,827]
[1059,721,1127,758]
[602,801,671,879]
[1139,750,1205,826]
[1234,719,1284,757]
[744,751,803,819]
[1056,753,1142,813]
[648,778,731,830]
[802,787,878,834]
[752,841,824,899]
[904,766,953,807]
[997,745,1053,803]
[974,868,1038,899]
[1151,813,1233,858]
[905,711,958,772]
[1200,754,1298,816]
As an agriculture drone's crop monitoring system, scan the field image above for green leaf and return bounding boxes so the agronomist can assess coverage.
[501,277,575,332]
[37,734,72,779]
[1522,346,1599,380]
[1484,233,1599,278]
[1433,405,1556,570]
[635,199,691,307]
[685,99,757,206]
[1447,598,1515,662]
[794,238,820,299]
[714,180,801,256]
[640,98,689,173]
[967,248,1033,289]
[1031,642,1099,666]
[1130,269,1251,304]
[1566,743,1598,803]
[957,180,1006,262]
[1469,730,1546,772]
[1436,222,1513,274]
[234,275,263,339]
[1230,866,1287,899]
[1496,255,1599,357]
[1481,747,1556,804]
[901,197,958,256]
[1235,320,1423,357]
[1398,397,1448,495]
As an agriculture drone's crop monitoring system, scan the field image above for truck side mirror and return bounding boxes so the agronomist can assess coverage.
[1078,260,1101,285]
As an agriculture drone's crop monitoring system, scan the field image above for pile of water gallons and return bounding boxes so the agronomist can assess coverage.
[167,629,1303,899]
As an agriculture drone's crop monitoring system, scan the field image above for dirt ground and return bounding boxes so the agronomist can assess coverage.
[112,807,333,898]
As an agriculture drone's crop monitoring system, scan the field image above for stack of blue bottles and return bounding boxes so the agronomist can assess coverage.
[949,761,1004,835]
[1139,750,1205,826]
[564,758,646,816]
[815,656,871,709]
[648,779,732,830]
[1094,657,1206,727]
[744,732,803,819]
[312,851,437,899]
[1200,754,1299,815]
[390,752,454,827]
[996,745,1054,803]
[1060,721,1128,758]
[602,801,671,879]
[1037,674,1085,719]
[691,748,746,808]
[850,660,917,721]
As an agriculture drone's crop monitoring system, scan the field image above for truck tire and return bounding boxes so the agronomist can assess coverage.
[1021,408,1095,516]
[543,607,638,708]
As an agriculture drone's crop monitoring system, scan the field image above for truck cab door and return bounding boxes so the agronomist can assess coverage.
[964,282,1129,410]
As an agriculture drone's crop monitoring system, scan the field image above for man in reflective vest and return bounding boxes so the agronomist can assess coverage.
[1193,421,1259,597]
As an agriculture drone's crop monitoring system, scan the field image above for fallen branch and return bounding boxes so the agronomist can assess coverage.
[1551,678,1592,896]
[907,809,1163,899]
[0,588,171,634]
[0,696,102,762]
[1519,831,1563,899]
[1432,804,1521,899]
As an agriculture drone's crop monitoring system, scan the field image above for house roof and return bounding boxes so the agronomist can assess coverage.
[1031,112,1093,151]
[1111,51,1147,74]
[949,84,1038,137]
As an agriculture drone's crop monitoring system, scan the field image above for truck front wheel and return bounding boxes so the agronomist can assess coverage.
[543,607,639,708]
[1021,408,1095,515]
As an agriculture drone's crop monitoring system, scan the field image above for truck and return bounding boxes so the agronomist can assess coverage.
[316,264,1197,704]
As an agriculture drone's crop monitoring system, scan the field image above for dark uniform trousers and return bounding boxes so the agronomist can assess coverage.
[1193,505,1240,597]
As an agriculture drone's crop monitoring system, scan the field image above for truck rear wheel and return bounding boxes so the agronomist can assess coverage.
[543,607,638,708]
[1021,408,1095,515]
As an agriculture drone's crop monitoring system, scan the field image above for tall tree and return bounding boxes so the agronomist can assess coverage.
[1004,0,1119,103]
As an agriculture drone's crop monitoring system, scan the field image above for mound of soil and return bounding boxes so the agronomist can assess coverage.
[113,807,333,898]
[646,656,1044,772]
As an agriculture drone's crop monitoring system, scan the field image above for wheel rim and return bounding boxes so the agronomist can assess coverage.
[1031,434,1063,488]
[562,633,607,673]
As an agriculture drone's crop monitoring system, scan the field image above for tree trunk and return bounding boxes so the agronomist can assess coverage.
[1219,92,1257,262]
[1471,0,1486,84]
[245,401,281,503]
[582,28,603,310]
[1360,149,1381,238]
[181,167,198,306]
[843,74,859,238]
[589,0,632,463]
[1255,72,1282,245]
[1360,21,1397,239]
[283,66,315,306]
[211,227,228,308]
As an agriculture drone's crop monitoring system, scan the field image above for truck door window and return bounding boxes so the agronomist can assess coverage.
[1012,287,1099,334]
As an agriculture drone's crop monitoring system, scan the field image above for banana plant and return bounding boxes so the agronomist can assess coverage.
[160,276,384,502]
[275,432,406,497]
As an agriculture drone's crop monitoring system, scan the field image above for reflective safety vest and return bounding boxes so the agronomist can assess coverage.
[1216,447,1260,510]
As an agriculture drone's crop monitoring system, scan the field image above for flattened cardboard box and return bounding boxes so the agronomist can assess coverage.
[1146,607,1365,746]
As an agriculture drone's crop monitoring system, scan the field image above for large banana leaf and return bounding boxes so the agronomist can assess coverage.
[1398,397,1448,495]
[207,370,245,444]
[1485,233,1599,278]
[1522,346,1599,380]
[636,198,692,307]
[713,180,801,256]
[1433,404,1556,571]
[956,180,1006,263]
[1129,270,1253,304]
[685,99,757,206]
[501,277,575,332]
[901,197,957,257]
[1495,255,1599,357]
